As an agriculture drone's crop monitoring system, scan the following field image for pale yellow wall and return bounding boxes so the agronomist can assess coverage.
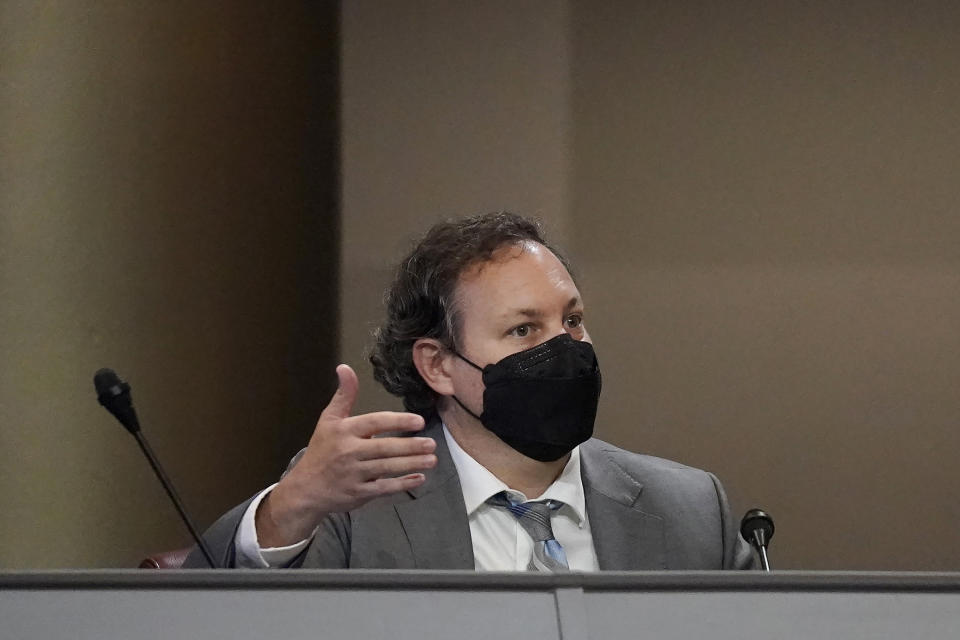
[0,2,338,568]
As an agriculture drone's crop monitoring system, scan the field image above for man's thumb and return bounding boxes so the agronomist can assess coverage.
[325,364,359,418]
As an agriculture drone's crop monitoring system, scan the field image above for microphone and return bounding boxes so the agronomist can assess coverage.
[740,508,774,571]
[94,368,216,568]
[94,369,140,434]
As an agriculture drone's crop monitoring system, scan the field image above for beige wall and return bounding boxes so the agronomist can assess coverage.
[4,0,958,570]
[570,0,960,570]
[0,2,338,568]
[341,1,960,570]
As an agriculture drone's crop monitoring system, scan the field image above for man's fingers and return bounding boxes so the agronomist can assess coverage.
[355,436,436,461]
[323,364,359,420]
[346,411,425,437]
[359,473,428,499]
[358,454,437,480]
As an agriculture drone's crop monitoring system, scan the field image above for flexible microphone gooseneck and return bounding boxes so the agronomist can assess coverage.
[94,368,216,568]
[740,508,775,571]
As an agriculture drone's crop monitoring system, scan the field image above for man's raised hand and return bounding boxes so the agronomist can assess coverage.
[255,364,437,548]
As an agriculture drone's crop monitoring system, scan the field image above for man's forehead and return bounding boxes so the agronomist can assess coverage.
[459,241,566,281]
[455,241,581,304]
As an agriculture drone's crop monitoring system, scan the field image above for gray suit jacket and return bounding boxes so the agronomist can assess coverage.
[185,418,754,570]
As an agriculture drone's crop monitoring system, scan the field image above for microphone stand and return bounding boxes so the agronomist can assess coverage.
[132,430,217,568]
[752,532,771,572]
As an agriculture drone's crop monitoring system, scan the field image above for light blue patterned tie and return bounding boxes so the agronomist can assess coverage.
[488,492,569,571]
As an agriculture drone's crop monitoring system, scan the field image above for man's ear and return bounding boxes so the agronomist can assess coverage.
[412,338,456,396]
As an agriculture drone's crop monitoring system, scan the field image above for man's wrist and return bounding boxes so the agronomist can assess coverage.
[235,485,312,568]
[255,480,326,548]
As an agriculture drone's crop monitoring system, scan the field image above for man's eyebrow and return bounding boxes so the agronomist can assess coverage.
[499,297,583,320]
[506,308,544,319]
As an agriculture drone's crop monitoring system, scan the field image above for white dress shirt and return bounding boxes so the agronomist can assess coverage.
[442,426,599,571]
[235,425,599,571]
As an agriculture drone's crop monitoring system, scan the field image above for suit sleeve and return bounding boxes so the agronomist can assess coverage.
[182,493,354,569]
[708,472,758,570]
[181,497,252,568]
[182,448,348,569]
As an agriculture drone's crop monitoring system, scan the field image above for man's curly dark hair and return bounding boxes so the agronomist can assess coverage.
[369,211,572,418]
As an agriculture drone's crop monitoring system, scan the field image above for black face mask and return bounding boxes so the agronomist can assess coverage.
[452,333,602,462]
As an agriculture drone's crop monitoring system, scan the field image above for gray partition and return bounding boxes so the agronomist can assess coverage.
[3,571,960,640]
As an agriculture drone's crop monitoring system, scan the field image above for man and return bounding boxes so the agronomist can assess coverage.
[186,212,754,570]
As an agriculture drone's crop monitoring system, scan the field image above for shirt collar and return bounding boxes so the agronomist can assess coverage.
[441,423,588,524]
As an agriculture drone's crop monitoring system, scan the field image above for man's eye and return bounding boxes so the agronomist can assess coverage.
[511,324,531,337]
[566,314,583,329]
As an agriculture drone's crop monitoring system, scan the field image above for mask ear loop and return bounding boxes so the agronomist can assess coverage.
[448,347,484,421]
[452,350,483,371]
[452,395,483,422]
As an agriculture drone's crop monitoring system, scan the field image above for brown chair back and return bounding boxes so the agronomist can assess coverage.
[138,547,193,569]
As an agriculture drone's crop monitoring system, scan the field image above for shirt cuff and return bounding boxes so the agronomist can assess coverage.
[234,484,313,568]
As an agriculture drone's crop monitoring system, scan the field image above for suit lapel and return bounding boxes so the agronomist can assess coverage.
[394,418,474,569]
[390,424,668,571]
[582,441,666,570]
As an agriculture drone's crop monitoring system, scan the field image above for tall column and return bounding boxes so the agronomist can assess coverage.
[0,2,339,567]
